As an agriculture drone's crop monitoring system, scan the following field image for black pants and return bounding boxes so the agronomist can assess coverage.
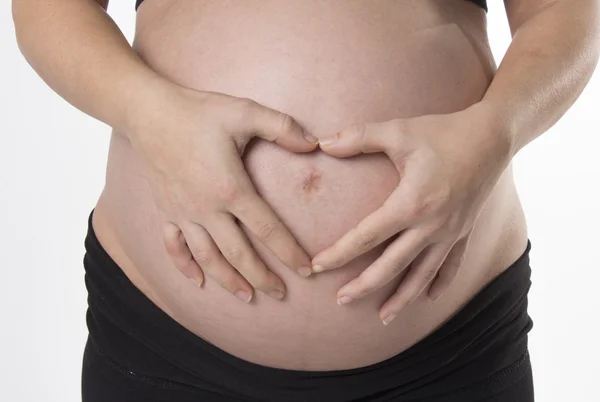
[81,211,535,401]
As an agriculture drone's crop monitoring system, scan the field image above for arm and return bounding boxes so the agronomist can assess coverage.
[311,0,600,324]
[12,0,155,133]
[12,0,318,302]
[483,0,600,156]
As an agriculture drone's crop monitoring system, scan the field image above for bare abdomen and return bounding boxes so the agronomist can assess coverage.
[92,0,528,370]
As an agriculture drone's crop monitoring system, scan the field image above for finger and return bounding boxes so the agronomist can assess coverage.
[380,243,453,324]
[239,99,318,152]
[312,188,410,272]
[217,153,312,277]
[180,222,255,303]
[318,120,404,158]
[335,229,425,304]
[204,214,287,300]
[162,221,204,287]
[428,236,470,301]
[231,192,313,278]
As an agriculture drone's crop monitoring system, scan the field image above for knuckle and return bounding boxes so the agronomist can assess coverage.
[235,97,257,119]
[223,246,245,263]
[355,228,379,250]
[404,197,428,221]
[351,123,367,145]
[277,113,297,134]
[256,221,280,243]
[226,98,258,128]
[438,185,453,206]
[191,248,211,266]
[424,269,438,282]
[427,217,448,235]
[216,178,242,204]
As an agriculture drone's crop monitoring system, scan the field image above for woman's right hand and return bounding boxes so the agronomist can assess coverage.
[126,79,318,303]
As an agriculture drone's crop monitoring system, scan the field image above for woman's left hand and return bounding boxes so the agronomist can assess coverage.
[312,103,512,324]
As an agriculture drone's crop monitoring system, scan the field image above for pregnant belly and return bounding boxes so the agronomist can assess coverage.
[94,0,527,370]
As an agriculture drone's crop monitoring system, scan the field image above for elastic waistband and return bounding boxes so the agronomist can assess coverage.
[83,210,533,401]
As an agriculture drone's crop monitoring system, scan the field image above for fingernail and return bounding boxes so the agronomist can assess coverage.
[235,290,252,303]
[382,314,396,325]
[337,296,353,305]
[312,264,325,273]
[318,134,339,148]
[303,132,319,144]
[298,266,312,277]
[268,289,285,300]
[188,277,203,287]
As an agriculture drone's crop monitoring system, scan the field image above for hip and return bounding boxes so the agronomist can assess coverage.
[82,209,534,401]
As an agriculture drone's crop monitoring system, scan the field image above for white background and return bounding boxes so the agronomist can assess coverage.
[1,1,599,401]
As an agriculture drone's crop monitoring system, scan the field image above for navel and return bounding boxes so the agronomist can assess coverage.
[299,167,323,195]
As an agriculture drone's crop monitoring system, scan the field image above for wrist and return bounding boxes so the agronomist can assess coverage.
[442,101,515,196]
[120,73,177,144]
[463,100,517,165]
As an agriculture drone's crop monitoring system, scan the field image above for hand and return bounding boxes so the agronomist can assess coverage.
[127,79,318,303]
[311,104,511,324]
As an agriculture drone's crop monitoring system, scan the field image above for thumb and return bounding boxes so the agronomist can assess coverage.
[242,101,318,152]
[318,120,403,158]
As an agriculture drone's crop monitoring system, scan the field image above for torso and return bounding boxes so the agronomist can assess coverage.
[92,0,529,370]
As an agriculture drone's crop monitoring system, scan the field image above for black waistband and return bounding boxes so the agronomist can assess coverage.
[83,210,532,401]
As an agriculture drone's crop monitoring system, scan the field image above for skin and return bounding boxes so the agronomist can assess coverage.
[312,0,600,324]
[130,89,319,300]
[12,0,318,302]
[12,0,599,370]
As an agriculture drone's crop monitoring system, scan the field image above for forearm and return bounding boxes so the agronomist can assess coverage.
[480,0,600,156]
[12,0,164,134]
